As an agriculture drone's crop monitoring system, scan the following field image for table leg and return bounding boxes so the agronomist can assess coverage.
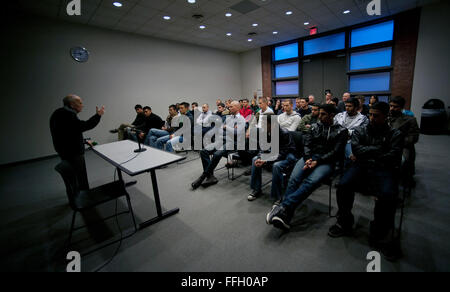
[139,169,180,230]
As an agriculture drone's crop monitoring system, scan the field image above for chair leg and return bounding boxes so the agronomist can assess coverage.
[328,184,337,218]
[328,184,332,217]
[126,194,138,232]
[68,211,77,247]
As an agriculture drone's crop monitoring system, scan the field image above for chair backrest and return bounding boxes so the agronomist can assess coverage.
[55,161,80,210]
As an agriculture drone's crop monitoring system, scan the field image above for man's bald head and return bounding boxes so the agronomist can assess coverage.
[63,94,83,113]
[229,101,241,115]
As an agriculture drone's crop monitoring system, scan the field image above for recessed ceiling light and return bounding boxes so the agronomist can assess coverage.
[252,23,258,27]
[248,39,253,42]
[225,13,232,17]
[113,2,122,7]
[199,25,206,29]
[304,22,310,25]
[286,11,293,15]
[226,33,232,36]
[273,31,278,35]
[188,0,196,3]
[163,16,171,20]
[343,10,351,14]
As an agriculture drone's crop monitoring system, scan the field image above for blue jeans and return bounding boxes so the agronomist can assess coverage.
[200,149,229,176]
[250,153,298,200]
[166,136,183,153]
[282,158,334,212]
[145,129,170,147]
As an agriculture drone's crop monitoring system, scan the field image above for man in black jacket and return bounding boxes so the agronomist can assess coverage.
[110,105,146,140]
[135,107,164,142]
[50,94,105,190]
[328,102,404,260]
[266,104,348,231]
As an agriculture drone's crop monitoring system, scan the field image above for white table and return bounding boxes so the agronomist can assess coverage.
[92,140,186,230]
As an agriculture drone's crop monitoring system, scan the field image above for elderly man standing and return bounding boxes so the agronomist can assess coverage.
[50,94,105,190]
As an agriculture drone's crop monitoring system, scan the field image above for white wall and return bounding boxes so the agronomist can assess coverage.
[1,15,242,165]
[239,49,263,99]
[411,1,450,121]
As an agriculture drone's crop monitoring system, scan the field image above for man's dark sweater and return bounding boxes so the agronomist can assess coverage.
[50,107,101,160]
[132,113,146,129]
[296,107,312,118]
[138,113,164,135]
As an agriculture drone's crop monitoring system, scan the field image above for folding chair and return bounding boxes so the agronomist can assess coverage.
[55,161,138,254]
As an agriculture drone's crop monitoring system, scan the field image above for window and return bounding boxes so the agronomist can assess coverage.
[350,47,392,70]
[274,43,298,61]
[351,20,394,48]
[275,62,299,78]
[350,72,391,93]
[275,80,299,95]
[303,32,345,56]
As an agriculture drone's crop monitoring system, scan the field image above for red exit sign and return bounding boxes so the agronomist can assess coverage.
[310,27,318,35]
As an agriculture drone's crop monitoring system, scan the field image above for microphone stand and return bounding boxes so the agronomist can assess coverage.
[133,129,147,153]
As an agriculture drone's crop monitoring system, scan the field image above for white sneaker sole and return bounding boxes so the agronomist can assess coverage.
[272,216,290,230]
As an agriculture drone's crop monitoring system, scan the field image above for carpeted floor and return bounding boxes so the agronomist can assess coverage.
[0,134,449,272]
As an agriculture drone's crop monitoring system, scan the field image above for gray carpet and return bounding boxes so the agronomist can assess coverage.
[0,134,449,272]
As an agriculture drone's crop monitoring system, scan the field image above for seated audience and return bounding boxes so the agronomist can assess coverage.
[334,97,369,163]
[110,104,146,140]
[250,98,259,113]
[135,106,164,142]
[267,97,274,109]
[298,103,320,133]
[296,97,312,118]
[196,104,212,126]
[328,102,403,260]
[369,96,378,109]
[247,97,274,138]
[165,102,194,152]
[388,96,420,185]
[249,125,300,203]
[146,105,179,147]
[240,99,254,123]
[191,101,245,189]
[274,99,283,115]
[278,99,301,132]
[357,95,370,116]
[337,92,351,113]
[215,103,230,117]
[266,104,348,231]
[325,92,334,104]
[190,102,198,116]
[330,97,340,107]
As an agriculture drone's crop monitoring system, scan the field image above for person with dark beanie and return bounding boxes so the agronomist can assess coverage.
[50,94,105,190]
[328,102,404,261]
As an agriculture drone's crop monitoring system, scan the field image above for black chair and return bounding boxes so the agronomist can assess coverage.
[55,161,138,251]
[327,167,407,241]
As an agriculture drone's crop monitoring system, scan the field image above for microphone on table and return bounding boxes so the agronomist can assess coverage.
[127,127,147,153]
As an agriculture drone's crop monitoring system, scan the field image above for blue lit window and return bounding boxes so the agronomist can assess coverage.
[350,72,390,92]
[350,47,392,70]
[275,62,299,78]
[351,20,394,48]
[276,80,299,95]
[274,43,298,61]
[303,32,345,56]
